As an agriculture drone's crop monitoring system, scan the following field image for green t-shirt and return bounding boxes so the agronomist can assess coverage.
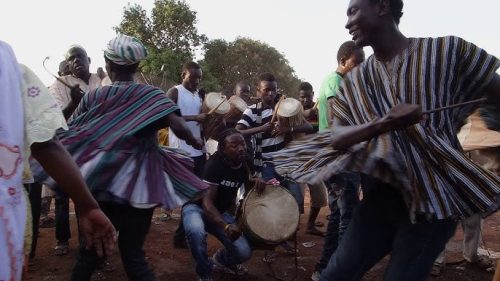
[318,71,343,132]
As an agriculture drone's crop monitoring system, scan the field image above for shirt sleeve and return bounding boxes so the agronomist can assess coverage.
[236,108,255,128]
[325,74,341,100]
[48,79,69,109]
[455,36,500,101]
[202,158,221,185]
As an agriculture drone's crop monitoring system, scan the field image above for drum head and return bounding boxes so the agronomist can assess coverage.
[229,95,248,112]
[242,185,299,245]
[277,98,302,117]
[205,92,230,114]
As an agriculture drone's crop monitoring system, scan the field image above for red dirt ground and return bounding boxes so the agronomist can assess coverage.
[26,196,499,281]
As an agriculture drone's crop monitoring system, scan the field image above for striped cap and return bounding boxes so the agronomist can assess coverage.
[104,34,148,65]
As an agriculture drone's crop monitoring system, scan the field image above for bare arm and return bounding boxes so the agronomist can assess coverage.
[236,123,272,137]
[31,138,115,256]
[201,185,242,240]
[166,86,206,122]
[330,104,423,150]
[327,97,336,128]
[162,113,203,150]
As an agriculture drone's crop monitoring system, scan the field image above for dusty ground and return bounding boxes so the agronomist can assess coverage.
[26,196,499,281]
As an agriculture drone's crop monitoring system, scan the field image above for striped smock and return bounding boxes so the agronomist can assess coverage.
[36,81,208,209]
[273,36,500,220]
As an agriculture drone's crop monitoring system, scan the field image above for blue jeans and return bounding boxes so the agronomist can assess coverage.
[315,173,360,273]
[182,203,252,278]
[319,177,457,281]
[262,162,304,213]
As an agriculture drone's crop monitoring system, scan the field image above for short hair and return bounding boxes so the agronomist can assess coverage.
[217,128,242,151]
[337,41,360,64]
[64,44,87,60]
[257,73,276,83]
[370,0,404,25]
[299,82,313,92]
[182,61,201,73]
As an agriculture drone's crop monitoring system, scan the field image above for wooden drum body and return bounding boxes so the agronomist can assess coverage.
[239,185,299,248]
[202,92,230,140]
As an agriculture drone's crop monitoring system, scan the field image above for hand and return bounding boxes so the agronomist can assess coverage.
[252,177,267,196]
[70,84,85,104]
[266,178,280,186]
[272,124,290,137]
[187,136,204,150]
[195,113,208,123]
[259,122,273,134]
[224,224,242,241]
[78,208,117,257]
[381,104,423,132]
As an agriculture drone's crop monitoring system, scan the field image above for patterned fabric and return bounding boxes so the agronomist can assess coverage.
[273,36,500,221]
[36,82,208,209]
[104,34,148,65]
[237,103,285,160]
[20,64,68,183]
[0,40,25,281]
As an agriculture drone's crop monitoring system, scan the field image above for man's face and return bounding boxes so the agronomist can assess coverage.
[182,68,202,92]
[66,47,90,79]
[222,133,247,164]
[257,80,277,106]
[298,90,314,109]
[345,0,380,47]
[344,49,365,73]
[235,83,251,104]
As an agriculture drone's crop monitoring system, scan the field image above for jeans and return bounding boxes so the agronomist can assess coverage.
[182,203,252,279]
[319,178,457,281]
[315,173,360,273]
[262,162,304,213]
[71,202,156,281]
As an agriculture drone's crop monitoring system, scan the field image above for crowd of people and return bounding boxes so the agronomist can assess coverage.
[1,0,500,281]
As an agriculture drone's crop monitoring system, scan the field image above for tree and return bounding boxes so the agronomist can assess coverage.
[201,37,301,98]
[115,0,207,89]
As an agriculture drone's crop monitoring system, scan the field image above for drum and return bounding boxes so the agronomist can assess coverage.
[276,98,306,138]
[225,95,248,124]
[202,92,230,139]
[239,185,299,248]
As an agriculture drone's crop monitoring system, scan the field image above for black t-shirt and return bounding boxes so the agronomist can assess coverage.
[202,152,249,213]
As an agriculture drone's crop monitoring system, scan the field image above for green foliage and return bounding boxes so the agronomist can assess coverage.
[201,37,301,98]
[115,0,206,87]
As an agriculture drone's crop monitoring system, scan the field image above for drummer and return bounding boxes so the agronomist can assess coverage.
[234,81,251,105]
[182,129,265,280]
[166,61,207,176]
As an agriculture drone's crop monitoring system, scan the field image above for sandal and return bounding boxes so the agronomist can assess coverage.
[54,243,69,256]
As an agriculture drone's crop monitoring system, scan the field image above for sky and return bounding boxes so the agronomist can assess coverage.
[1,0,499,93]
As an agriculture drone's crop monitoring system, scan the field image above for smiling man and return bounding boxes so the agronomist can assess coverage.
[314,0,500,280]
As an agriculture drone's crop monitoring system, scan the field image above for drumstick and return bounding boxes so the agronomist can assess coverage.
[423,98,487,114]
[43,56,85,95]
[271,95,286,123]
[208,96,227,115]
[312,100,319,111]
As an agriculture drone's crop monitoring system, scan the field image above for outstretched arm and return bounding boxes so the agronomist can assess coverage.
[330,104,423,150]
[31,138,116,256]
[162,113,203,150]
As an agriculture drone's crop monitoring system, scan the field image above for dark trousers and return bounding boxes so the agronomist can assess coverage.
[55,195,71,243]
[315,173,360,272]
[25,183,42,258]
[319,178,457,281]
[70,202,156,281]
